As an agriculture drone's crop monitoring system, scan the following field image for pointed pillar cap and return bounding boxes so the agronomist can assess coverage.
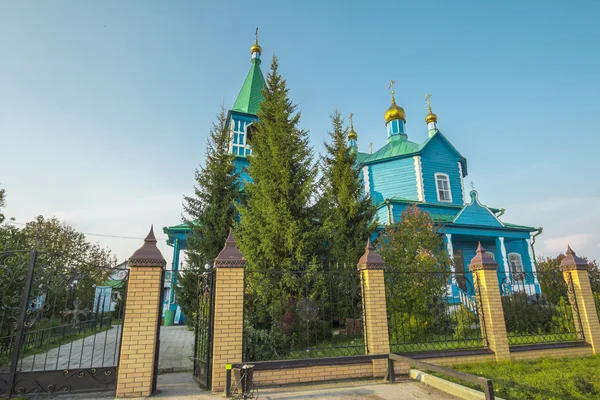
[469,243,498,271]
[560,246,588,271]
[128,225,167,268]
[358,239,386,270]
[214,229,246,268]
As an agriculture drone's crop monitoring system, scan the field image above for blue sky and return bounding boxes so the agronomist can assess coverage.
[1,0,599,264]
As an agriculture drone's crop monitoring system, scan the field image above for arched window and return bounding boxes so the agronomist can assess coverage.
[508,253,524,275]
[434,173,452,202]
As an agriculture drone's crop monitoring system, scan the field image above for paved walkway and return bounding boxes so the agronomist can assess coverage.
[19,324,194,372]
[152,374,459,400]
[158,325,194,372]
[20,325,123,371]
[53,373,459,400]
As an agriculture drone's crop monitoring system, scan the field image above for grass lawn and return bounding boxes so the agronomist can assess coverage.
[444,356,600,400]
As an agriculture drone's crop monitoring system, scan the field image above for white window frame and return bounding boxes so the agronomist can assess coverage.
[508,253,524,275]
[434,172,452,203]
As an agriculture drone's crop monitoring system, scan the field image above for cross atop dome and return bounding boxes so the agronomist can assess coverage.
[384,80,407,141]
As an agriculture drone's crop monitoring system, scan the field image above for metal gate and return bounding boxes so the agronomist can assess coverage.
[0,250,128,398]
[192,268,215,390]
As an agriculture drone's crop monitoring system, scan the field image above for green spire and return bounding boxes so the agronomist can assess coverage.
[232,58,266,115]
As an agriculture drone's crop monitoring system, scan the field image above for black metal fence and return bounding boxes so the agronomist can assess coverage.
[0,250,128,397]
[1,316,113,367]
[500,270,583,346]
[385,271,487,354]
[243,265,364,362]
[192,268,215,390]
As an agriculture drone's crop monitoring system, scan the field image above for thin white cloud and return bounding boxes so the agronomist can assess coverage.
[543,233,600,254]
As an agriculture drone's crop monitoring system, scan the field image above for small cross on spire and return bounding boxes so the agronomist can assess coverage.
[470,181,476,190]
[369,142,373,154]
[425,93,432,110]
[388,80,396,97]
[349,112,354,128]
[255,27,259,43]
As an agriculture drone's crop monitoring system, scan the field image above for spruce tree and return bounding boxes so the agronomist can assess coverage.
[0,184,6,224]
[318,110,376,265]
[178,106,239,318]
[236,56,318,269]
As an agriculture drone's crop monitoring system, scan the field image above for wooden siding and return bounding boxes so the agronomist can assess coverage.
[233,157,251,184]
[454,199,504,228]
[376,206,389,225]
[368,157,417,205]
[420,136,464,206]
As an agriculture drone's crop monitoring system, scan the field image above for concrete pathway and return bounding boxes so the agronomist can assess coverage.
[256,377,461,400]
[19,325,123,371]
[158,325,194,373]
[151,374,460,400]
[18,324,194,372]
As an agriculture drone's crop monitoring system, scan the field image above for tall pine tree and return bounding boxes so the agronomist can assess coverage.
[0,184,6,224]
[318,110,376,265]
[178,106,240,317]
[236,56,318,269]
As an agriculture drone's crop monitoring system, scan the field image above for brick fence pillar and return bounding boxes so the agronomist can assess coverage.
[560,246,600,354]
[211,231,246,393]
[469,243,510,361]
[116,226,166,398]
[358,240,390,377]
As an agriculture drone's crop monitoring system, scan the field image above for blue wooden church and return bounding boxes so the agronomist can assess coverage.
[164,35,543,311]
[353,84,543,304]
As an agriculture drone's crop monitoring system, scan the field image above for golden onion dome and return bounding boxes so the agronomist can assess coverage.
[425,109,437,124]
[251,41,262,54]
[384,96,406,124]
[348,128,358,141]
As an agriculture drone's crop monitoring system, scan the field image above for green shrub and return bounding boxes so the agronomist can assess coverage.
[453,306,479,340]
[243,322,290,361]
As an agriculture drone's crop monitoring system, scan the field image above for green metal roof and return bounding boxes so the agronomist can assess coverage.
[356,152,371,164]
[232,58,266,115]
[430,214,456,223]
[164,222,192,232]
[376,197,502,214]
[362,137,421,164]
[504,222,537,231]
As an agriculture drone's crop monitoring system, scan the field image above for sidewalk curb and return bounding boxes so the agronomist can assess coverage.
[410,369,505,400]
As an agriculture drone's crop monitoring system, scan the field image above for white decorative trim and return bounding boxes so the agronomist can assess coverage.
[499,237,510,279]
[457,162,465,204]
[445,234,455,294]
[414,156,425,202]
[228,123,235,154]
[434,172,452,203]
[445,234,454,260]
[363,166,370,196]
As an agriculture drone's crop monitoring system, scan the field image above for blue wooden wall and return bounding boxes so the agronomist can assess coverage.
[420,136,464,206]
[367,157,417,205]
